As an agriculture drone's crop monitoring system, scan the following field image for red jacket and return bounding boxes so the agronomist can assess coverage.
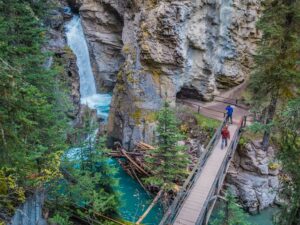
[221,127,230,139]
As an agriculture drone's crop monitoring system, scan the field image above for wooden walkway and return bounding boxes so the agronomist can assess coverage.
[173,124,238,225]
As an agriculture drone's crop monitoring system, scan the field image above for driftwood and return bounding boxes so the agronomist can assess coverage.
[120,149,150,176]
[130,164,150,195]
[135,189,163,224]
[135,141,156,150]
[109,151,144,158]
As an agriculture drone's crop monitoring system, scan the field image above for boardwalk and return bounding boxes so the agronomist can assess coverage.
[173,124,238,225]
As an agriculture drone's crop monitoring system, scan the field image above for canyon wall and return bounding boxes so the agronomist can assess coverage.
[78,0,261,149]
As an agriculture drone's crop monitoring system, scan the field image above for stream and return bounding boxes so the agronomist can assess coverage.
[209,201,278,225]
[65,15,163,224]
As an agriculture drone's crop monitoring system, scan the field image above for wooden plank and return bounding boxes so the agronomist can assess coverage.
[173,125,238,224]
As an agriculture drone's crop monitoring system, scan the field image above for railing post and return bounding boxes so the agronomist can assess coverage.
[243,116,247,127]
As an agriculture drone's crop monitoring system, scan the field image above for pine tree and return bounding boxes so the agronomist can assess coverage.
[47,112,119,224]
[0,0,69,219]
[210,191,250,225]
[276,99,300,225]
[145,102,189,191]
[249,0,300,150]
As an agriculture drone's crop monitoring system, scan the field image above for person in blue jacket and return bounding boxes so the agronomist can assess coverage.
[226,105,234,124]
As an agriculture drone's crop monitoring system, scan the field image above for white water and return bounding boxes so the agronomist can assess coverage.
[65,15,112,120]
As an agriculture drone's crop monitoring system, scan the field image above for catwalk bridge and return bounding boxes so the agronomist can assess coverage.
[159,96,249,225]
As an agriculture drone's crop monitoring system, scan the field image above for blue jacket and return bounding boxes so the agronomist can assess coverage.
[226,106,233,116]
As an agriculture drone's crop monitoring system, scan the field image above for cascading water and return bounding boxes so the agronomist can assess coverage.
[65,15,112,120]
[65,15,163,224]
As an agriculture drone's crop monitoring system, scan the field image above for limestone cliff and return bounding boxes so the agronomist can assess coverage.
[78,0,261,149]
[79,0,125,92]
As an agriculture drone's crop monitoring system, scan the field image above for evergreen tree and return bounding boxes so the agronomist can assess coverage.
[47,112,119,224]
[249,0,300,150]
[145,102,189,191]
[276,99,300,225]
[0,0,69,219]
[210,191,250,225]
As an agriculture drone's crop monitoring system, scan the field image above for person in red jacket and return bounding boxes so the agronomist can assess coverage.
[221,125,230,149]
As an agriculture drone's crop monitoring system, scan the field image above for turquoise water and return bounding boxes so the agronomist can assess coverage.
[109,159,164,225]
[209,201,278,225]
[248,207,278,225]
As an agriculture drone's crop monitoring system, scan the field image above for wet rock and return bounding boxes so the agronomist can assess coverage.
[79,0,125,92]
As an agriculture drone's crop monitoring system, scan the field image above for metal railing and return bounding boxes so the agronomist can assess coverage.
[176,99,227,118]
[159,115,247,225]
[195,116,246,225]
[159,116,227,225]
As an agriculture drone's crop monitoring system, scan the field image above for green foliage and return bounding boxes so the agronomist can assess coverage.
[47,115,119,223]
[249,0,300,148]
[210,191,250,225]
[275,99,300,225]
[250,0,300,104]
[0,168,25,217]
[193,113,220,137]
[144,102,189,191]
[49,213,73,225]
[0,0,70,217]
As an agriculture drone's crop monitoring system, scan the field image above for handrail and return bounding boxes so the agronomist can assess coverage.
[212,94,238,101]
[176,99,227,116]
[195,117,245,225]
[159,116,227,225]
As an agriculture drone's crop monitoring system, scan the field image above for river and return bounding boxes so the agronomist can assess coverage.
[209,201,278,225]
[65,15,163,224]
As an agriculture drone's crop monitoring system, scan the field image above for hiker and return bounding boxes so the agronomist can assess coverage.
[225,105,234,124]
[221,125,230,149]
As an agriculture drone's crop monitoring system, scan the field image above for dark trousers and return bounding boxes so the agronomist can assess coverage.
[221,138,228,149]
[227,114,233,124]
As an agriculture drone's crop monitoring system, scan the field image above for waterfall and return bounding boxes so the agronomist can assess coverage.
[65,15,96,98]
[65,15,112,120]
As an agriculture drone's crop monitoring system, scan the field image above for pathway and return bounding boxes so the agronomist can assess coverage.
[173,124,238,225]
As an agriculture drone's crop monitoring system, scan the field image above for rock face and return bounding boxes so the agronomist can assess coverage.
[79,0,125,92]
[225,141,280,214]
[77,0,261,148]
[45,5,81,118]
[9,192,47,225]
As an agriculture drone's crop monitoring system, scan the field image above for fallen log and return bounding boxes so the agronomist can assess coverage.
[130,164,150,196]
[136,142,156,150]
[120,149,150,176]
[135,189,163,224]
[109,151,144,158]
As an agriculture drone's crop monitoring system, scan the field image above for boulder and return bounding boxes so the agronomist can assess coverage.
[226,141,281,213]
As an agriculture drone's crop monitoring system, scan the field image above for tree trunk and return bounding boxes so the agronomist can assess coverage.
[135,189,163,224]
[262,93,278,151]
